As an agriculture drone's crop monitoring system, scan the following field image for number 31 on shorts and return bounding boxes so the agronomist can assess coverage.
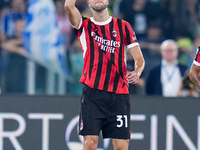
[116,115,128,128]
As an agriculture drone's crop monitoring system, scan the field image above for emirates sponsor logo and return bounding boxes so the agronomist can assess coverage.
[91,32,121,53]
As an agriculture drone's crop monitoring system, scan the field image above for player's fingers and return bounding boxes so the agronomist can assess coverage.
[127,73,139,80]
[127,72,135,78]
[128,76,139,84]
[126,72,131,78]
[128,80,138,84]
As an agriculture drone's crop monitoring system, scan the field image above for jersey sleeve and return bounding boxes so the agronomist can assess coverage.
[193,46,200,66]
[124,21,139,49]
[71,16,87,30]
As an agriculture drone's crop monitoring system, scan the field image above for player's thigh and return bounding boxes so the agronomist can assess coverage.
[83,135,99,150]
[112,139,129,150]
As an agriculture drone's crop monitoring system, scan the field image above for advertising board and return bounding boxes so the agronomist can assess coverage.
[0,96,199,150]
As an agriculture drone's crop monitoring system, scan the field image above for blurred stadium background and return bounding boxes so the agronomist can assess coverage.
[0,0,200,149]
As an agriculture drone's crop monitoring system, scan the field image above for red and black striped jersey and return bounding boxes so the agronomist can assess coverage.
[74,16,139,94]
[193,46,200,66]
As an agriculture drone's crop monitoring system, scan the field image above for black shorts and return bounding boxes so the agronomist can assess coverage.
[79,85,130,139]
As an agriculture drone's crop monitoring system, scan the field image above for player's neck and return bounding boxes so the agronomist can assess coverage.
[92,8,110,22]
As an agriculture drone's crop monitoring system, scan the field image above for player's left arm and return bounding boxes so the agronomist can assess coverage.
[189,64,200,89]
[126,45,145,84]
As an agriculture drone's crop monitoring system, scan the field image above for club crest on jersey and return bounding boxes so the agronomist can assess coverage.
[112,30,117,37]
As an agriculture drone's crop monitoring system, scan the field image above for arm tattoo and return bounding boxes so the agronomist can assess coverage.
[191,77,200,89]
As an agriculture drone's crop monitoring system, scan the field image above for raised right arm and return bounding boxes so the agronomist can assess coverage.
[64,0,82,29]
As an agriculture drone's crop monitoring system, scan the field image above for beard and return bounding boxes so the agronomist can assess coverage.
[91,3,107,12]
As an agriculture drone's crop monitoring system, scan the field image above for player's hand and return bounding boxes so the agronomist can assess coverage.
[126,71,140,84]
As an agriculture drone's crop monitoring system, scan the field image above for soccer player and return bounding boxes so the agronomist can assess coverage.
[189,46,200,89]
[64,0,145,149]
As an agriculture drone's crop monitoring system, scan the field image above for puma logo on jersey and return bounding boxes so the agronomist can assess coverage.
[132,36,137,41]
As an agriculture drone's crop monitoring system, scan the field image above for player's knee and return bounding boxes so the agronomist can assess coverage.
[83,138,98,150]
[113,139,129,150]
[113,145,129,150]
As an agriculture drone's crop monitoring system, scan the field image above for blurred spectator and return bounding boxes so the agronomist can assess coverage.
[0,19,27,93]
[0,0,26,41]
[145,0,164,21]
[161,0,199,39]
[146,39,188,97]
[119,0,164,40]
[119,0,149,40]
[55,0,73,74]
[0,0,26,93]
[185,0,200,38]
[176,34,194,68]
[139,22,166,78]
[112,0,122,17]
[0,1,9,20]
[159,0,175,39]
[1,19,25,55]
[55,0,72,50]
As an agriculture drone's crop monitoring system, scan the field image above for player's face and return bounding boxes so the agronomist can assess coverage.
[87,0,109,12]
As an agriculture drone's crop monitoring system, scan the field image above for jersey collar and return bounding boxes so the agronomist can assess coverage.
[90,16,112,25]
